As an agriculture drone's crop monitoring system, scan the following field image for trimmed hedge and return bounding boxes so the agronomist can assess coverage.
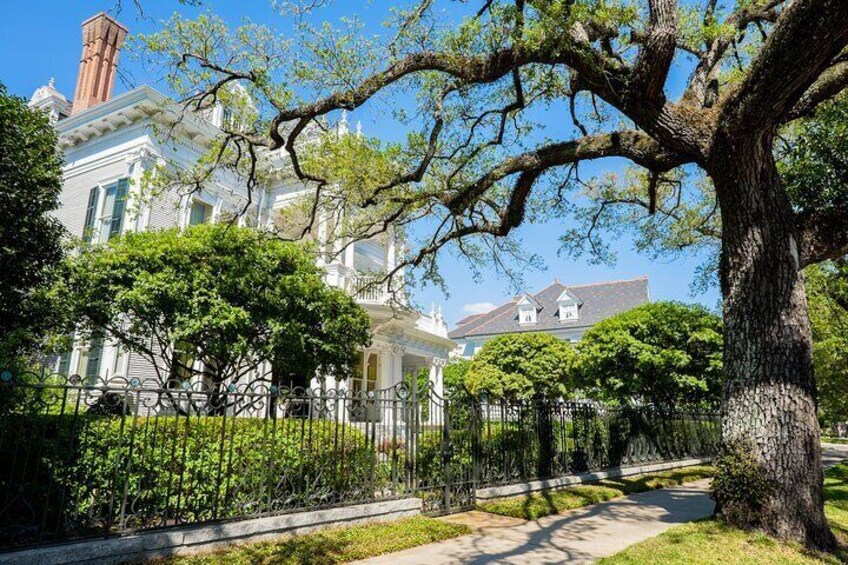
[416,406,720,488]
[0,413,377,543]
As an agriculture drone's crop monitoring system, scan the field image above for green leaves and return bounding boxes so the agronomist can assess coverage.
[781,92,848,214]
[805,260,848,427]
[0,83,65,369]
[574,301,723,407]
[464,332,575,399]
[61,224,371,384]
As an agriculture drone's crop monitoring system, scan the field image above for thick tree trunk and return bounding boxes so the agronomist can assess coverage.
[710,135,834,550]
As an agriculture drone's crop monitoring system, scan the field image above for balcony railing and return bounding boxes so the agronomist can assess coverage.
[350,274,389,303]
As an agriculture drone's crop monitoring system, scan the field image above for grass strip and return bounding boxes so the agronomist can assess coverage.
[149,515,471,565]
[599,461,848,564]
[476,465,714,520]
[822,437,848,445]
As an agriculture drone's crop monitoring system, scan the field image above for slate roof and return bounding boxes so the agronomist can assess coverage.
[448,277,650,339]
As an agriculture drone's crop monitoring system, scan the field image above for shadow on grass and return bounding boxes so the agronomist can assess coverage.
[153,516,470,565]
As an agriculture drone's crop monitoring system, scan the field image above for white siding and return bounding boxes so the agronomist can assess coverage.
[56,159,131,238]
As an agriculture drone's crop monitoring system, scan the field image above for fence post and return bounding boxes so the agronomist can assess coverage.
[442,391,452,513]
[471,393,480,497]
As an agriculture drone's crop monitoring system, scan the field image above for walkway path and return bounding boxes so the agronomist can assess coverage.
[354,444,848,565]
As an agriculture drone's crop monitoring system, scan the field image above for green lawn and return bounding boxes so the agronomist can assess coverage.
[599,461,848,564]
[148,516,470,565]
[476,465,714,520]
[822,437,848,445]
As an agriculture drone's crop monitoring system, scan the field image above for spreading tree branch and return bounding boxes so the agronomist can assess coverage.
[717,0,848,135]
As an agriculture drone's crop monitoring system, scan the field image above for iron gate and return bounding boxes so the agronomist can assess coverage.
[411,384,477,515]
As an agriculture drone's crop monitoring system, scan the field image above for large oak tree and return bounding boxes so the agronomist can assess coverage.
[138,0,848,548]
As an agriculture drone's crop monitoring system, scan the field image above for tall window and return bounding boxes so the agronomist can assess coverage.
[82,179,128,244]
[351,352,378,395]
[189,200,213,226]
[56,349,72,376]
[168,342,195,385]
[76,337,104,384]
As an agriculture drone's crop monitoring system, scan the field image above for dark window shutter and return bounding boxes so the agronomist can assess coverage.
[85,337,104,382]
[83,186,100,243]
[109,179,129,239]
[57,350,72,376]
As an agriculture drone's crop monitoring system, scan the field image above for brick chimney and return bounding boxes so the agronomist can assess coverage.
[71,13,128,115]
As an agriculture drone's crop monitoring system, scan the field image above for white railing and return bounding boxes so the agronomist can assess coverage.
[351,274,388,303]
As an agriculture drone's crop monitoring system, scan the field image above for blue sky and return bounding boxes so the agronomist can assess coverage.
[0,0,721,325]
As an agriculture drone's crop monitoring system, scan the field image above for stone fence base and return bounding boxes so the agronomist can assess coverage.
[0,498,421,565]
[475,458,712,500]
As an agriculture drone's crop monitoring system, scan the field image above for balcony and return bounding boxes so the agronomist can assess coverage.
[350,274,390,304]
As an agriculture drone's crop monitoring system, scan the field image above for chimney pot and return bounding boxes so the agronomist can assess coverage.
[71,13,128,115]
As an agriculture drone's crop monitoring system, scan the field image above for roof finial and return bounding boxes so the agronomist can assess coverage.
[48,77,56,88]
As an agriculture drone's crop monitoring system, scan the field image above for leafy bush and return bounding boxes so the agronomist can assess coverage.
[712,440,774,528]
[575,302,722,407]
[0,412,376,543]
[464,333,575,400]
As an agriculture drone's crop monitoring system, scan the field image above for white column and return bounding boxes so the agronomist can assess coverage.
[101,341,119,379]
[385,228,397,273]
[344,239,356,270]
[378,347,394,389]
[424,357,446,425]
[388,346,405,388]
[212,196,223,223]
[315,209,328,267]
[429,361,445,399]
[125,147,152,232]
[178,193,192,229]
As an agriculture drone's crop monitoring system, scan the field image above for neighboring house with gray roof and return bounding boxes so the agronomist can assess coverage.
[449,277,650,357]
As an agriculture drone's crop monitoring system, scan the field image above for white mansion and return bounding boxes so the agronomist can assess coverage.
[31,13,454,397]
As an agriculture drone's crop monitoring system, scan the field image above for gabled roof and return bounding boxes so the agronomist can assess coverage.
[516,293,542,309]
[449,277,650,339]
[556,289,582,304]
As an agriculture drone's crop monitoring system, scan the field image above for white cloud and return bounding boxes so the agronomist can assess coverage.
[462,302,497,315]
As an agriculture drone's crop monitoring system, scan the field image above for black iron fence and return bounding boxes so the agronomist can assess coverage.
[475,399,720,487]
[0,370,719,551]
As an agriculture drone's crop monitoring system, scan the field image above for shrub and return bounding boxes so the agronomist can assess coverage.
[712,440,773,528]
[575,302,722,407]
[464,333,575,400]
[0,412,376,543]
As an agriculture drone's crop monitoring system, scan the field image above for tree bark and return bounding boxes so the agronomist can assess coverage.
[709,133,834,550]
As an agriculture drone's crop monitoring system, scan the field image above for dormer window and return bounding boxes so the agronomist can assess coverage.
[557,289,582,323]
[517,294,540,325]
[560,303,578,320]
[520,307,536,324]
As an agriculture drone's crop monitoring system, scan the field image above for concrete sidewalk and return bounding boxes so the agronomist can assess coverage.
[354,444,848,565]
[355,481,713,564]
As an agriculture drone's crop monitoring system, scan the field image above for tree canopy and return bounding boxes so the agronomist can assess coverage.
[135,0,848,548]
[60,225,371,386]
[575,302,723,407]
[805,260,848,429]
[0,83,65,370]
[443,358,471,392]
[464,332,574,399]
